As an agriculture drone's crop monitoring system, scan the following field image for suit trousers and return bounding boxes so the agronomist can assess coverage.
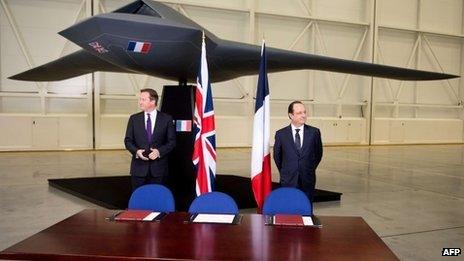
[298,175,314,203]
[131,166,165,191]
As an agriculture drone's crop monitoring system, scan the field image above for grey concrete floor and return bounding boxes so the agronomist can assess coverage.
[0,145,463,260]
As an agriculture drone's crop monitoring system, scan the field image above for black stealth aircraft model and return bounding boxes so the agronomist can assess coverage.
[10,0,458,83]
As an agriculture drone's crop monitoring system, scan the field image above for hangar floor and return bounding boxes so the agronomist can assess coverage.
[0,145,463,260]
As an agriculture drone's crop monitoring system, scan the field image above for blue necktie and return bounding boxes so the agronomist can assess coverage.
[146,113,152,143]
[295,129,301,150]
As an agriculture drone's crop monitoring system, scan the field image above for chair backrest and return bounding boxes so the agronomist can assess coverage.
[262,187,312,215]
[128,184,175,212]
[188,192,239,214]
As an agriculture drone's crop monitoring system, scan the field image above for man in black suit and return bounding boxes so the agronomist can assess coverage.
[273,101,323,202]
[124,88,176,191]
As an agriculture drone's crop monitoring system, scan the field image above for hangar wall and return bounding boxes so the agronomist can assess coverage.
[0,0,463,150]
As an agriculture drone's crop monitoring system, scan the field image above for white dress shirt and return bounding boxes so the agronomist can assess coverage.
[291,124,304,148]
[144,109,157,134]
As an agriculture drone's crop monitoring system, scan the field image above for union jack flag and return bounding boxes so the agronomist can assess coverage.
[88,41,108,54]
[192,35,216,196]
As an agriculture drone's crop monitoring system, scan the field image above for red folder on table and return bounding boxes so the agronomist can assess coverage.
[273,214,304,226]
[114,210,154,221]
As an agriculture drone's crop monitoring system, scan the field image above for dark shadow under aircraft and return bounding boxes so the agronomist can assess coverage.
[10,0,458,83]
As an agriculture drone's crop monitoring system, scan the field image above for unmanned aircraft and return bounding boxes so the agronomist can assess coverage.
[10,0,458,83]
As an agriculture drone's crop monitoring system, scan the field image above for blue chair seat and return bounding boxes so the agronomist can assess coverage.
[262,187,312,215]
[128,184,175,212]
[189,192,239,214]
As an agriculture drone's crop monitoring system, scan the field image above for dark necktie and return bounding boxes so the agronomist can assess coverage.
[146,113,152,143]
[295,129,301,150]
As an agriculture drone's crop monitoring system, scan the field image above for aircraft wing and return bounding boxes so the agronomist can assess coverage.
[211,41,459,82]
[267,48,458,81]
[9,49,133,81]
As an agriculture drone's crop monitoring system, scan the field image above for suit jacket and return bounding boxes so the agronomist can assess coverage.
[124,111,176,177]
[273,124,323,198]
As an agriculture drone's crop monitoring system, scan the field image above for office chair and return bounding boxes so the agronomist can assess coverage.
[262,187,312,215]
[128,184,175,212]
[188,192,239,214]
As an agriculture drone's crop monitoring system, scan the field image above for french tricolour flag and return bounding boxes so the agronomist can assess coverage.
[251,40,272,213]
[176,120,192,132]
[127,41,151,54]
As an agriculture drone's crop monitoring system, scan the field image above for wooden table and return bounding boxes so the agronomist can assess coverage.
[0,209,398,260]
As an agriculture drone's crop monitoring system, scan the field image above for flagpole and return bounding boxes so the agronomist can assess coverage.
[261,38,265,55]
[193,29,216,196]
[251,38,272,213]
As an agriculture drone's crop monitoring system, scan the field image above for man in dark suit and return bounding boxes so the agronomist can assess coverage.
[273,101,323,202]
[124,88,176,191]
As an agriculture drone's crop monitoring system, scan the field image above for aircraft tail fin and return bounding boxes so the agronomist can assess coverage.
[9,50,132,82]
